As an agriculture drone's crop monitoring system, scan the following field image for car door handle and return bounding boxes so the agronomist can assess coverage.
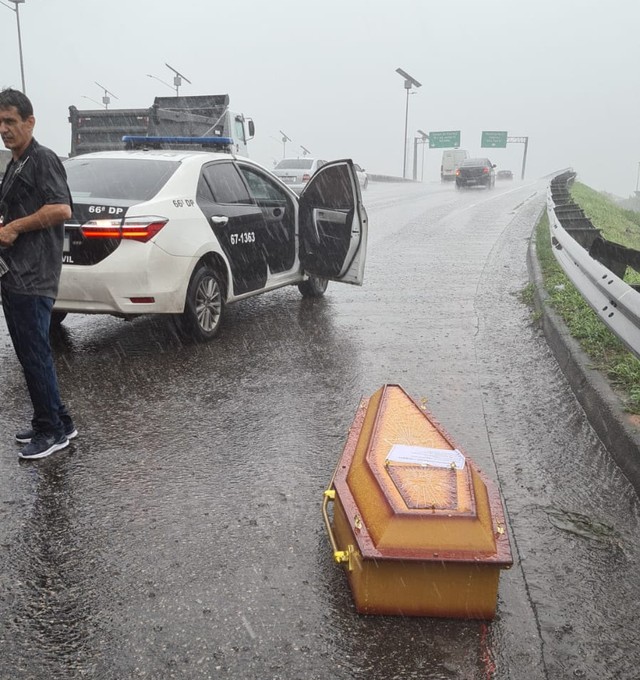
[210,215,229,226]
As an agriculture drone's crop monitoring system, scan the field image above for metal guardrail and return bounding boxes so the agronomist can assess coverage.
[547,171,640,359]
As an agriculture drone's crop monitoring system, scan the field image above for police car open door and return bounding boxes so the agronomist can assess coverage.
[298,159,368,284]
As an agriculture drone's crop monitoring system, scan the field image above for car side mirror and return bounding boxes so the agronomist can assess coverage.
[492,164,496,168]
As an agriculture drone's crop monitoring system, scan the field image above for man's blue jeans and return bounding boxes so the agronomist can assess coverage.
[1,287,66,438]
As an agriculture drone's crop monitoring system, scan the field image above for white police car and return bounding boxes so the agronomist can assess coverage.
[56,137,367,342]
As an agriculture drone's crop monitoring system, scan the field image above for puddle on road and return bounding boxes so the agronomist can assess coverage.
[544,506,622,545]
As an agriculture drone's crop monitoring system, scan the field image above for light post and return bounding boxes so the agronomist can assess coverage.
[395,67,421,179]
[279,130,291,159]
[1,0,26,93]
[94,82,118,110]
[300,145,311,157]
[82,95,106,109]
[635,162,640,197]
[147,74,175,93]
[165,63,191,96]
[413,129,429,181]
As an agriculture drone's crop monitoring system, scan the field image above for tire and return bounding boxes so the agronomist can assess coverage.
[50,311,67,328]
[298,275,329,298]
[177,265,224,342]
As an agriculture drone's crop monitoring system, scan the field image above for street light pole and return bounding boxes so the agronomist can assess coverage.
[95,82,118,110]
[417,129,429,182]
[165,63,191,96]
[403,87,410,178]
[279,130,291,159]
[1,0,27,93]
[147,74,175,93]
[395,68,421,179]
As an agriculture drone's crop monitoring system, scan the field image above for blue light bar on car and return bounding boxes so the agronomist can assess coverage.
[122,135,234,147]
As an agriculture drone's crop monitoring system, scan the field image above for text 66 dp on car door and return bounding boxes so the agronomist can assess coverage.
[298,159,368,285]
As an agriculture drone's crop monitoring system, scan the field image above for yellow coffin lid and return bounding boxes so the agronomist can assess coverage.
[333,385,512,565]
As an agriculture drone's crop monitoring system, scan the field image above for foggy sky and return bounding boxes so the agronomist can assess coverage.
[1,0,639,196]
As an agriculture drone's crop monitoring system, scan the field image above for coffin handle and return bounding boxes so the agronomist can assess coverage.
[322,489,355,572]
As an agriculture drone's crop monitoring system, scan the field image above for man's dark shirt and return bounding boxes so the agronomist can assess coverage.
[0,138,72,298]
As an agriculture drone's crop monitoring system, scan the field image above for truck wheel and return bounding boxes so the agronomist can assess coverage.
[177,265,224,342]
[298,275,328,298]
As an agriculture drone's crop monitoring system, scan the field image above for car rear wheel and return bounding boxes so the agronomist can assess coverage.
[298,275,328,298]
[177,265,224,342]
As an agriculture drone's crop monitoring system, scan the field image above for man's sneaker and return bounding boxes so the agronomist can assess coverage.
[16,423,78,444]
[18,432,69,460]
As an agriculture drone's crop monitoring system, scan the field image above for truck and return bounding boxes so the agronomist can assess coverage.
[441,148,469,182]
[68,94,254,157]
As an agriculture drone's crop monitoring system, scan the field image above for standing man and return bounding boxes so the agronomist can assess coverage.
[0,88,77,460]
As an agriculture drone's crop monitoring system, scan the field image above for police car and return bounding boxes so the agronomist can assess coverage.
[56,137,367,342]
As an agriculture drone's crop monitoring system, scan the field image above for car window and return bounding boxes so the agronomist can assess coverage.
[302,163,353,211]
[234,117,246,143]
[201,162,253,205]
[238,165,290,203]
[64,157,180,201]
[274,159,314,170]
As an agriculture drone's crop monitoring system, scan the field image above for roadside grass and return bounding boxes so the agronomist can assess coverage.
[571,182,640,288]
[535,198,640,415]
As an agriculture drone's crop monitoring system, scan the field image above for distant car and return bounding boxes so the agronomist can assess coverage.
[497,170,514,181]
[353,163,369,190]
[55,148,368,342]
[455,158,496,189]
[272,157,327,193]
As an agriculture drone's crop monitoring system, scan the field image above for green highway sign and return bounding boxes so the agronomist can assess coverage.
[481,131,508,148]
[429,130,461,149]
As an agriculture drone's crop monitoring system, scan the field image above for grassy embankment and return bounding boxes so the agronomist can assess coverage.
[534,182,640,414]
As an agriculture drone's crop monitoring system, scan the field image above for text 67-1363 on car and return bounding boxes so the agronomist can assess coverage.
[55,139,367,342]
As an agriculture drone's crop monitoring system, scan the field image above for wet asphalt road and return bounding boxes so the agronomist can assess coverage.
[1,180,640,680]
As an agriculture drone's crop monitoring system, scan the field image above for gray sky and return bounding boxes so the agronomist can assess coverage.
[2,0,639,195]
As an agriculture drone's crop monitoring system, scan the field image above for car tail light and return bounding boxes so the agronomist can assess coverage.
[81,216,168,243]
[482,167,489,174]
[302,173,311,182]
[455,169,460,176]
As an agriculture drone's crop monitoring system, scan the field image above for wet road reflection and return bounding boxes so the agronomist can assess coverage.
[1,181,639,679]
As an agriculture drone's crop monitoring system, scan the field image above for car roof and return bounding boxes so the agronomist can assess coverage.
[65,150,245,164]
[278,157,319,162]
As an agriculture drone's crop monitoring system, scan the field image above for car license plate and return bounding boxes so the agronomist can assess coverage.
[283,176,296,183]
